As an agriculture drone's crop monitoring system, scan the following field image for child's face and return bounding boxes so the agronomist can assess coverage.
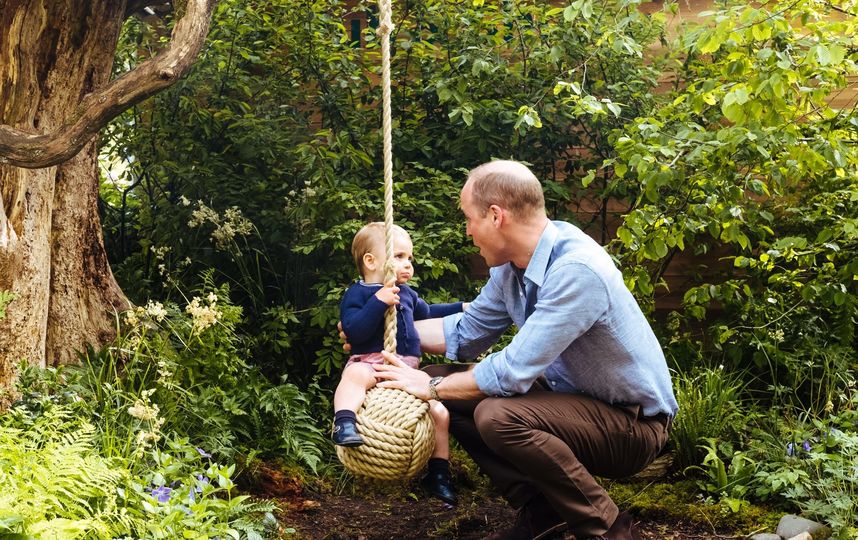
[391,231,414,284]
[366,230,414,284]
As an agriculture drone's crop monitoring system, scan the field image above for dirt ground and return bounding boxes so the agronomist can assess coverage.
[252,466,739,540]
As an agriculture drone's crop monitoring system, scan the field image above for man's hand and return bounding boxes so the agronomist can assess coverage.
[337,321,351,353]
[374,280,400,306]
[374,350,432,401]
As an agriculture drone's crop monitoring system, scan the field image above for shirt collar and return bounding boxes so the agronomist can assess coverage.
[521,220,557,288]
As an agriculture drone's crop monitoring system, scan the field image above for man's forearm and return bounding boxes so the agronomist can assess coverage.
[436,368,486,401]
[415,318,446,354]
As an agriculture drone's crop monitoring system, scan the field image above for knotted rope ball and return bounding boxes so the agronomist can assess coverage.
[335,0,435,480]
[336,387,435,480]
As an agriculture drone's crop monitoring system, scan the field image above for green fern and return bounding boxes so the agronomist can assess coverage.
[0,406,140,539]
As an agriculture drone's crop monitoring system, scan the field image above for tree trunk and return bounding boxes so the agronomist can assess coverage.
[0,1,128,389]
[46,139,129,366]
[0,0,214,397]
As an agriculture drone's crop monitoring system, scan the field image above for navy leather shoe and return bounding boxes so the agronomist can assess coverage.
[421,470,458,505]
[331,420,364,447]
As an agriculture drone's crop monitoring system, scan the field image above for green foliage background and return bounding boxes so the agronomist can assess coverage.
[92,0,857,534]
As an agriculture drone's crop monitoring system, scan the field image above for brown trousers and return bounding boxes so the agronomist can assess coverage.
[424,364,669,538]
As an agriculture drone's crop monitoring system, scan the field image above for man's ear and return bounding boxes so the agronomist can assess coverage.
[489,204,504,228]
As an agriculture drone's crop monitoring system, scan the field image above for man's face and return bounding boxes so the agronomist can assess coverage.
[461,181,506,267]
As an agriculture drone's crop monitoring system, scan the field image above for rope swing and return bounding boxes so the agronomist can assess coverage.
[335,0,436,480]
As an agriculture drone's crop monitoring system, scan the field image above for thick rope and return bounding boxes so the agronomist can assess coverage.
[336,0,436,480]
[379,0,397,357]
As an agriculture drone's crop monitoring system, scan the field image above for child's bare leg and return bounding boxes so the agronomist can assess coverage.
[428,399,450,460]
[334,362,377,412]
[332,362,377,447]
[422,400,457,504]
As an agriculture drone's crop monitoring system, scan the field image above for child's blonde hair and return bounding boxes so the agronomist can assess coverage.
[351,222,409,277]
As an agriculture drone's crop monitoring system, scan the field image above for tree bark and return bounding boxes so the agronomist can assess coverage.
[0,0,215,391]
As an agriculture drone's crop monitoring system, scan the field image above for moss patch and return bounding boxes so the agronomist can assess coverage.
[606,479,782,534]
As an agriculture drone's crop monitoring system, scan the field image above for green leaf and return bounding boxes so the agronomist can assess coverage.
[750,24,771,41]
[698,31,724,54]
[815,44,832,65]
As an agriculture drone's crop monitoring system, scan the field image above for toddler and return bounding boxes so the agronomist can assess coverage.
[333,222,462,505]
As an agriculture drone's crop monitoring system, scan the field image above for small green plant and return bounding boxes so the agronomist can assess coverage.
[0,289,14,320]
[686,438,757,513]
[671,366,750,470]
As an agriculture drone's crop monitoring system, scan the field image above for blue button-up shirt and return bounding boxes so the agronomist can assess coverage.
[443,221,678,418]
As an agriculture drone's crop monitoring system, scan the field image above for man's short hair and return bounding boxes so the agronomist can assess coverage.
[351,222,408,277]
[466,160,545,218]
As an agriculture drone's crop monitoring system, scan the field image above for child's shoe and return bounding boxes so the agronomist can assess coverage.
[420,468,457,505]
[331,418,364,447]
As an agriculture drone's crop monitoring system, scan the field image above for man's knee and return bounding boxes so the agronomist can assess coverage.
[473,398,519,446]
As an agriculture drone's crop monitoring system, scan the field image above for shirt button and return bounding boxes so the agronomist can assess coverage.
[550,380,556,386]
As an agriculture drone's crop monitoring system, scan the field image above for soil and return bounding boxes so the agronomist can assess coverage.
[276,490,738,540]
[250,466,739,540]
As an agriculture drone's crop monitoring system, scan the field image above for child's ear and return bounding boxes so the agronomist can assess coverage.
[363,252,376,271]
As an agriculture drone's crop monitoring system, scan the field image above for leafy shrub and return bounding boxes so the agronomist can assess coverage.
[71,280,327,472]
[751,394,858,539]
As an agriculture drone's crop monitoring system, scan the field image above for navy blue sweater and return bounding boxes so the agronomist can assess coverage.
[340,282,463,357]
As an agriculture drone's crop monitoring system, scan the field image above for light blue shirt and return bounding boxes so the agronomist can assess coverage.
[443,221,678,418]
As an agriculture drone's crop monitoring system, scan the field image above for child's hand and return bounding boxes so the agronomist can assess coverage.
[375,281,400,306]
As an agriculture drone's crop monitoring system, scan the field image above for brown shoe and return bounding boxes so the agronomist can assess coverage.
[483,494,567,540]
[586,511,642,540]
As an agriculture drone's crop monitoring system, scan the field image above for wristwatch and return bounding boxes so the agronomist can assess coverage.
[428,375,444,401]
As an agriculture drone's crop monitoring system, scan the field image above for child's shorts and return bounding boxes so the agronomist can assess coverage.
[346,352,420,370]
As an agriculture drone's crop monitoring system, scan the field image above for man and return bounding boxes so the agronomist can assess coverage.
[370,160,678,540]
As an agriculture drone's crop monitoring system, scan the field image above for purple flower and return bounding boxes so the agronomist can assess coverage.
[786,442,794,457]
[802,440,812,452]
[196,447,212,458]
[195,474,209,494]
[151,485,172,503]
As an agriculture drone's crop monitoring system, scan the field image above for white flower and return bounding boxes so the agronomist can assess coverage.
[152,245,171,260]
[128,399,159,422]
[179,195,191,207]
[188,203,219,228]
[186,296,222,332]
[124,310,140,327]
[145,301,167,322]
[207,292,218,304]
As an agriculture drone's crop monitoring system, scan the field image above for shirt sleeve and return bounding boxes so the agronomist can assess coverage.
[472,262,608,396]
[340,286,389,346]
[443,270,514,361]
[425,301,463,319]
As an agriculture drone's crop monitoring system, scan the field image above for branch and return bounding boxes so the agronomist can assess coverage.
[0,0,217,169]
